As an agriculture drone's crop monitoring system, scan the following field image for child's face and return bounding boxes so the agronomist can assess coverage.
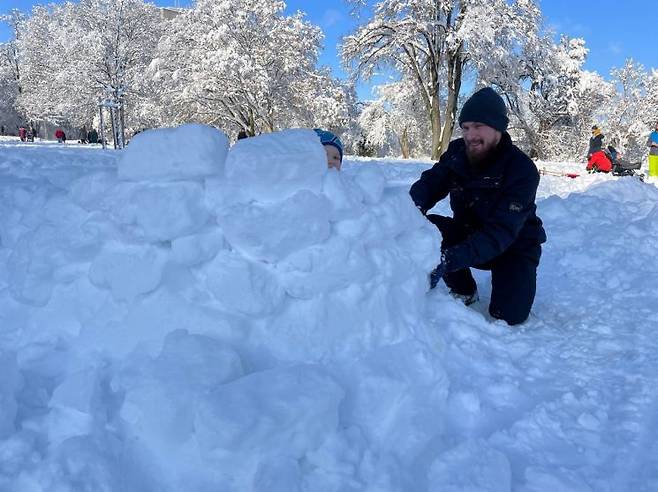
[324,145,342,170]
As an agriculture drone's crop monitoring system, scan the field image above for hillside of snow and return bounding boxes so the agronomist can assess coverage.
[0,128,657,491]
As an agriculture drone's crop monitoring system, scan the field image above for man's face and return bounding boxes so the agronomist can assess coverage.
[461,122,502,164]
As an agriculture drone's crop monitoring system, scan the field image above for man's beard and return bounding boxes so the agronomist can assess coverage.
[465,139,498,166]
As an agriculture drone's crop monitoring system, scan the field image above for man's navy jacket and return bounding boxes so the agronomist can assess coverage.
[409,133,546,272]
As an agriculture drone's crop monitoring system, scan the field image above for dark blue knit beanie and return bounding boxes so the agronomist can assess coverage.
[458,87,509,132]
[314,128,343,161]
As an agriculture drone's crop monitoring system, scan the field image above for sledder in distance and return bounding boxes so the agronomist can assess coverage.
[586,126,645,180]
[587,145,644,181]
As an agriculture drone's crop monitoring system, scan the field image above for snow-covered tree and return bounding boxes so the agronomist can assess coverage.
[358,78,429,158]
[284,69,356,137]
[343,0,544,158]
[0,10,26,131]
[563,70,614,160]
[603,59,653,161]
[18,4,93,125]
[17,0,162,143]
[357,101,394,156]
[0,10,24,93]
[489,35,601,159]
[151,0,343,136]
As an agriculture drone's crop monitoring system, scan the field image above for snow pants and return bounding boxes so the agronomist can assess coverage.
[586,151,612,173]
[428,214,541,325]
[649,154,658,178]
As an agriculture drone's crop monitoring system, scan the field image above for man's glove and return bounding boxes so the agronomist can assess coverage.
[429,262,446,289]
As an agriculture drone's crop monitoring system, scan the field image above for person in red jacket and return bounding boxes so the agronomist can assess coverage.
[55,128,66,143]
[586,126,612,173]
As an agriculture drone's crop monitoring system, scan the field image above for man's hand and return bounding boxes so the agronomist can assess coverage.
[429,263,446,289]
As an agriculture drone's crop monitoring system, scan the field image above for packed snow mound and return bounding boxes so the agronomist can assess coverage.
[0,131,443,490]
[118,123,229,181]
[2,136,658,491]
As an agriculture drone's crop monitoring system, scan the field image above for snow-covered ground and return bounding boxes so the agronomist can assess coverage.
[0,128,657,491]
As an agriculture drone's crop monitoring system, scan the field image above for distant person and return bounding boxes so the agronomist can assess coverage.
[605,140,642,177]
[87,128,99,144]
[0,125,5,135]
[648,122,658,177]
[409,87,546,326]
[586,125,611,173]
[606,142,618,164]
[55,128,66,143]
[78,127,88,144]
[18,127,26,141]
[648,121,658,153]
[314,128,343,170]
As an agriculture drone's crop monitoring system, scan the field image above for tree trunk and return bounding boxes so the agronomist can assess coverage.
[247,109,256,136]
[119,98,126,148]
[399,126,410,158]
[430,93,442,160]
[110,107,118,150]
[440,48,463,155]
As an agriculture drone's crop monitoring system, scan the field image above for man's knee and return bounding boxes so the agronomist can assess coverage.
[489,304,531,325]
[489,251,538,326]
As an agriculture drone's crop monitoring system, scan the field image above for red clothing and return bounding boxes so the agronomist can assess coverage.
[586,150,612,173]
[55,129,65,139]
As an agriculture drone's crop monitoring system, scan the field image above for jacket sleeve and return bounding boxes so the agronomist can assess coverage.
[443,168,540,272]
[409,160,452,214]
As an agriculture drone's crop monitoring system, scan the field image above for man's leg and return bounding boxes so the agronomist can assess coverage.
[427,215,477,296]
[488,246,541,325]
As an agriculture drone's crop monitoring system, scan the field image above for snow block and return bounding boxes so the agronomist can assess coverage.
[88,242,168,301]
[121,182,210,241]
[205,251,285,316]
[195,365,343,458]
[217,190,332,262]
[118,124,229,182]
[224,129,327,204]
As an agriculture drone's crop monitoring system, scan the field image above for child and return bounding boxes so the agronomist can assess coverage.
[314,128,343,170]
[586,125,611,173]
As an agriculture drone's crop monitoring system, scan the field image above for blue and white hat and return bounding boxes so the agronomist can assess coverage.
[314,128,343,161]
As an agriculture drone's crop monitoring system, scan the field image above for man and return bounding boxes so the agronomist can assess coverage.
[409,87,546,325]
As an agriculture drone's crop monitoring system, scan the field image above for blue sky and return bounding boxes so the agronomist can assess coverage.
[1,0,654,100]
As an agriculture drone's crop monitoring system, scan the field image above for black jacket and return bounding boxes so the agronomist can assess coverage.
[588,134,604,155]
[409,133,546,272]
